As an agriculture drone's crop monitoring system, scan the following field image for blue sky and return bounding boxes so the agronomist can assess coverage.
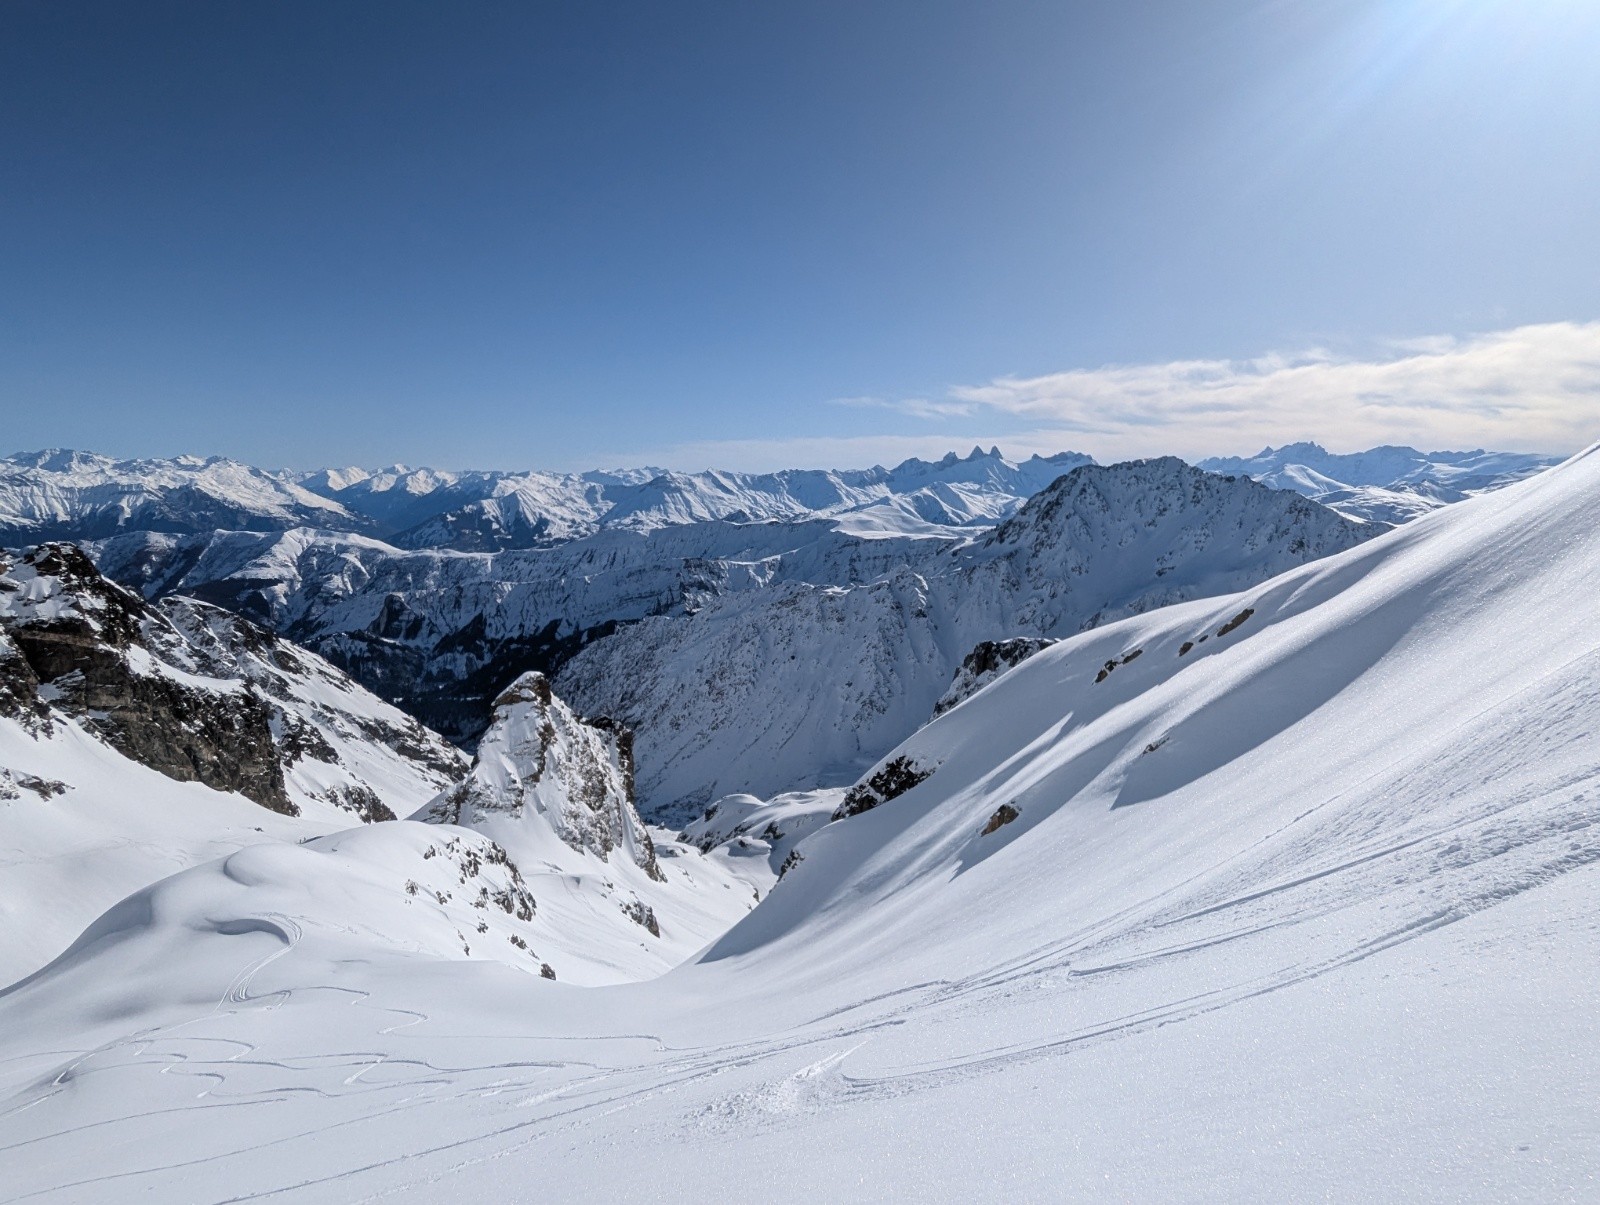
[3,0,1598,470]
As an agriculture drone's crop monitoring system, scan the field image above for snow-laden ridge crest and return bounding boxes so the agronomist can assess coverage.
[1196,442,1559,524]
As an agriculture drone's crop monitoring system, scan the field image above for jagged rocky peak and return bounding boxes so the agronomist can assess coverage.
[0,543,465,822]
[935,637,1059,716]
[421,671,661,879]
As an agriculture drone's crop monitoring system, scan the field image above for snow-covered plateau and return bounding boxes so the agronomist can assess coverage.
[0,440,1595,1201]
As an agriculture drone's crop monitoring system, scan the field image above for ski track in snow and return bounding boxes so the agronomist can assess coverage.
[4,748,1591,1201]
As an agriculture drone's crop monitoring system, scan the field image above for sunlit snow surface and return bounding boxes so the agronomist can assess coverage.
[3,447,1599,1201]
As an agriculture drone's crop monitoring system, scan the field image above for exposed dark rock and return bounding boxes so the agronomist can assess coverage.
[1217,607,1256,638]
[0,769,71,801]
[980,803,1020,835]
[935,637,1058,716]
[778,847,804,879]
[325,783,397,824]
[621,899,660,937]
[832,755,933,821]
[1094,649,1144,685]
[0,630,52,736]
[279,712,338,764]
[6,562,295,812]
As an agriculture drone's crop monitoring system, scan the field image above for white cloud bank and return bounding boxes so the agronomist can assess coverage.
[637,321,1600,471]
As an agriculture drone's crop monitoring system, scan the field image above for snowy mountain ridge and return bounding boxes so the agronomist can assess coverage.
[1,445,1094,551]
[1197,441,1559,524]
[0,543,465,821]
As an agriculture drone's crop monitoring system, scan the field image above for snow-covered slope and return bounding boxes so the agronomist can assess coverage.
[0,574,750,987]
[557,458,1375,815]
[1198,441,1558,524]
[1,443,1596,1202]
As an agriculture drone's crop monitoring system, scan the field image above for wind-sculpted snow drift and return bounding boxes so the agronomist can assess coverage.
[0,544,469,984]
[3,444,1596,1200]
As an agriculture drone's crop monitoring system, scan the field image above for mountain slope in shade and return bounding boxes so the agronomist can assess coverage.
[1198,441,1559,524]
[0,447,1594,1201]
[557,458,1376,816]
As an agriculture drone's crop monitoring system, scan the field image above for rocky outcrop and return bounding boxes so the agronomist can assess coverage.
[1,545,294,812]
[934,637,1058,716]
[0,629,51,736]
[421,672,661,879]
[832,755,934,821]
[0,544,465,820]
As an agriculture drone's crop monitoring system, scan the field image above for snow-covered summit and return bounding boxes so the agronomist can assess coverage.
[1197,441,1559,524]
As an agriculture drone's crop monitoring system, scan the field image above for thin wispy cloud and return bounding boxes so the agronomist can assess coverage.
[636,321,1600,471]
[940,321,1600,456]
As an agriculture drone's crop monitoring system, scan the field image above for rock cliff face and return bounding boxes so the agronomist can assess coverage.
[421,672,659,879]
[0,544,465,820]
[1,544,293,811]
[0,629,51,736]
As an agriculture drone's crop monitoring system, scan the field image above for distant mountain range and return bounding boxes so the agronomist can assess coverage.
[0,445,1094,550]
[0,441,1560,818]
[1195,442,1559,524]
[2,442,1558,552]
